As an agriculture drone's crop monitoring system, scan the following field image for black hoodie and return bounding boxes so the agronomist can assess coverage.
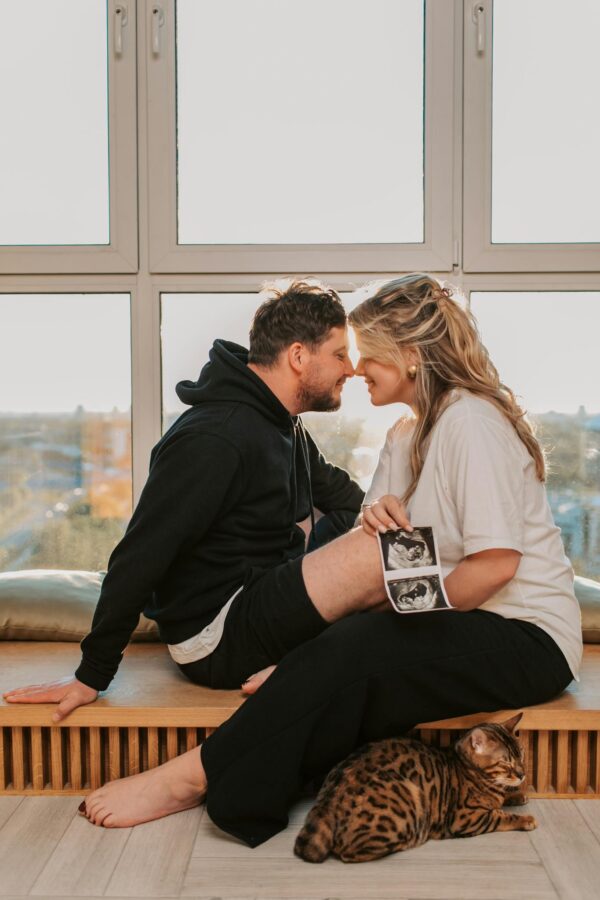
[75,340,364,691]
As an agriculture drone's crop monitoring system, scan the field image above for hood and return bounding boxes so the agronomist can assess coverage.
[176,339,293,428]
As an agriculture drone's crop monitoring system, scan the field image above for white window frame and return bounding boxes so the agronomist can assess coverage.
[0,278,151,506]
[0,1,138,275]
[146,0,457,274]
[463,0,600,273]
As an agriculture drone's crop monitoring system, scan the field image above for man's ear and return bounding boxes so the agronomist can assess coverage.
[287,342,307,375]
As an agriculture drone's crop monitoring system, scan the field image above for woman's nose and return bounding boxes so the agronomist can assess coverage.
[355,357,365,376]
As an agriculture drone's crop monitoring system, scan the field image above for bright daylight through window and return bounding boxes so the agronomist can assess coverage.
[0,1,109,246]
[176,0,424,245]
[0,295,132,572]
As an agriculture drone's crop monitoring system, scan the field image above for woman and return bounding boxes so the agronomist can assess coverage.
[77,274,582,842]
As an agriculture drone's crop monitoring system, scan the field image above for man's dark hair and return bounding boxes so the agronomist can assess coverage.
[248,279,346,367]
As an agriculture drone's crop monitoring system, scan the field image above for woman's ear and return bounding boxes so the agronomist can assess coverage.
[405,346,420,370]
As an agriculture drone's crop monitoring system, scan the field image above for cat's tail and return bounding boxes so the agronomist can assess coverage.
[294,811,335,863]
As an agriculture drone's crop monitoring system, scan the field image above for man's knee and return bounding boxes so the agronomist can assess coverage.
[302,526,385,622]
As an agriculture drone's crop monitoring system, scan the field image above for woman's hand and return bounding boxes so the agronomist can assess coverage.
[360,495,413,537]
[3,677,99,722]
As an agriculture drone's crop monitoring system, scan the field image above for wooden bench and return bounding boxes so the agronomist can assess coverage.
[1,641,599,798]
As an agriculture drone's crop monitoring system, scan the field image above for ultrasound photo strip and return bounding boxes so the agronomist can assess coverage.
[377,526,453,614]
[379,526,438,572]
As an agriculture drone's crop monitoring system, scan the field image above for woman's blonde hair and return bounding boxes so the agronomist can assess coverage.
[348,274,545,503]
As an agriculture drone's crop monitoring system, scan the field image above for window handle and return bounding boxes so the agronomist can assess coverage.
[114,4,128,56]
[472,2,486,54]
[152,5,165,56]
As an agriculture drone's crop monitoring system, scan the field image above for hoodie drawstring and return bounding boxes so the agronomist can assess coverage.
[297,419,316,540]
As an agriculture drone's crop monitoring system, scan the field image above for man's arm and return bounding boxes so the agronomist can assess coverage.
[302,427,364,534]
[4,431,243,716]
[75,430,243,691]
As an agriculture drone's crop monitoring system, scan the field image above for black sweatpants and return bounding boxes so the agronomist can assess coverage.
[199,607,573,848]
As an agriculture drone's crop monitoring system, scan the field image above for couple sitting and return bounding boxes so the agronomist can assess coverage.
[4,274,582,847]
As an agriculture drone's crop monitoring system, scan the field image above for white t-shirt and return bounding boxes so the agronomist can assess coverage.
[364,390,582,681]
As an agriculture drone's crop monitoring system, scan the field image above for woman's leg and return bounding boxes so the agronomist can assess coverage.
[201,609,573,847]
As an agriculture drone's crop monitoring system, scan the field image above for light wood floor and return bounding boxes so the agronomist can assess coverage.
[1,796,600,900]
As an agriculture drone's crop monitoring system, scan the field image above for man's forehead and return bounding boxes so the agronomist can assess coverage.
[321,325,348,351]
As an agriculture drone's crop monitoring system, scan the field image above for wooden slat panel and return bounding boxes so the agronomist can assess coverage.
[0,727,5,790]
[576,731,590,794]
[6,720,600,798]
[147,726,159,769]
[556,730,571,794]
[523,731,535,792]
[11,726,25,790]
[186,728,198,752]
[69,728,82,790]
[89,726,102,789]
[50,727,63,791]
[31,726,44,791]
[536,730,550,794]
[205,727,217,738]
[128,727,140,776]
[166,728,178,761]
[439,730,452,748]
[108,727,122,781]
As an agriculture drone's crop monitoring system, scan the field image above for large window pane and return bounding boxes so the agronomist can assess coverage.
[176,0,424,245]
[0,1,109,246]
[491,0,600,244]
[471,292,600,579]
[161,292,409,488]
[0,295,131,571]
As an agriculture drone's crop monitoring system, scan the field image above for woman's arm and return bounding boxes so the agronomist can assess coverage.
[444,548,521,611]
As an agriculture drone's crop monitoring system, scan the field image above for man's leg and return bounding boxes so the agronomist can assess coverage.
[301,526,386,622]
[179,527,386,692]
[242,527,386,693]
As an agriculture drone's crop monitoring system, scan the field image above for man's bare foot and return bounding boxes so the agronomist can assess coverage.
[241,664,277,695]
[79,746,206,828]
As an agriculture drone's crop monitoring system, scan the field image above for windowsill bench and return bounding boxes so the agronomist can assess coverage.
[1,641,599,797]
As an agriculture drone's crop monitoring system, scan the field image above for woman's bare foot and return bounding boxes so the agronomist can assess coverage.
[79,746,206,828]
[241,664,277,695]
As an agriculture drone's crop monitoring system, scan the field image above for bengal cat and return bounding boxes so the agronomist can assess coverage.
[294,713,533,863]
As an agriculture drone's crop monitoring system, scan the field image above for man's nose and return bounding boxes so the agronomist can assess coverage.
[344,357,355,377]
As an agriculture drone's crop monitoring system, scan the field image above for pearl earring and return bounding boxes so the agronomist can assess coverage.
[407,365,418,380]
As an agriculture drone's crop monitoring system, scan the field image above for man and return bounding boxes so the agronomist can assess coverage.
[4,279,398,722]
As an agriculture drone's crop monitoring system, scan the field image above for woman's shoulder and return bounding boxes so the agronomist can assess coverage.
[386,414,417,444]
[437,389,510,431]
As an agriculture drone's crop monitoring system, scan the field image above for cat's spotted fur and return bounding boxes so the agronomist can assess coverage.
[294,713,533,863]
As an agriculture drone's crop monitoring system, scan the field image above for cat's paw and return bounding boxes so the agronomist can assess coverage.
[519,815,537,831]
[504,791,528,806]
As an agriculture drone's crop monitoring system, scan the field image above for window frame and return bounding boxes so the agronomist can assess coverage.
[146,0,457,274]
[0,1,138,275]
[462,0,600,273]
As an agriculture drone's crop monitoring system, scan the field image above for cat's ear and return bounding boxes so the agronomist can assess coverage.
[500,713,523,734]
[469,728,491,755]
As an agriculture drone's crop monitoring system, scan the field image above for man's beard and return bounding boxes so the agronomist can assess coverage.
[297,379,342,413]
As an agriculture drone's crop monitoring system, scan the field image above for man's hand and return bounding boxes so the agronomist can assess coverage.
[360,495,413,537]
[3,677,99,722]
